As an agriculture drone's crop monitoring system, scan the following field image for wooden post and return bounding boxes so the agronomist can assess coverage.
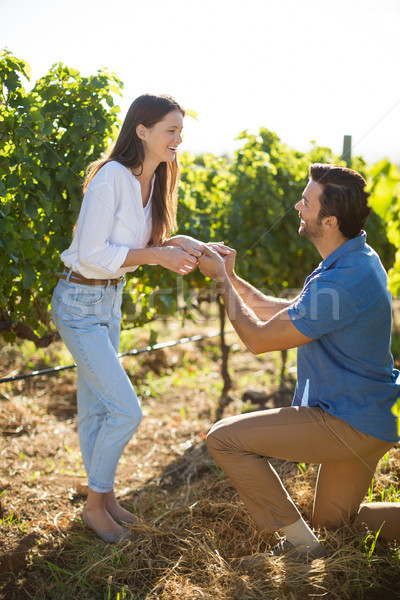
[215,294,233,420]
[341,135,352,167]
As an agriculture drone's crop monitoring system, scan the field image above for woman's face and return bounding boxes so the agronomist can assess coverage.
[138,110,184,165]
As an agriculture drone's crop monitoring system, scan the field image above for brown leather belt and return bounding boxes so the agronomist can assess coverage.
[60,270,123,286]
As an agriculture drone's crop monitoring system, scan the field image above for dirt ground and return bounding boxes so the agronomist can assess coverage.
[0,330,399,599]
[0,331,294,591]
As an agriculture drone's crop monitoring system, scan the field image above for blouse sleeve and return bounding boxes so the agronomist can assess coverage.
[75,178,130,277]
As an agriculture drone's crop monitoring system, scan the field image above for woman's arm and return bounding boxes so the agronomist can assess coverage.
[120,246,198,275]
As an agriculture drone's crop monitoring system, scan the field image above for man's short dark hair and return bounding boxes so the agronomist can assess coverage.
[309,163,371,239]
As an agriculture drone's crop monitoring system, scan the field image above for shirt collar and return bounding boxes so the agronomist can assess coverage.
[321,231,366,271]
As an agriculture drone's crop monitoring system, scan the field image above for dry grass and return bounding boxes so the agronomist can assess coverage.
[8,440,398,600]
[1,330,399,600]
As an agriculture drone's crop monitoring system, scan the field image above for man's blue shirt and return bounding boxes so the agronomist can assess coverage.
[288,232,400,443]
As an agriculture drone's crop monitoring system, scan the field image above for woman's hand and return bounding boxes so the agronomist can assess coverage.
[156,246,198,275]
[164,235,204,258]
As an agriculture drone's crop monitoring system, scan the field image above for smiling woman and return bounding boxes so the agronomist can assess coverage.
[83,94,185,248]
[51,93,206,543]
[136,111,183,167]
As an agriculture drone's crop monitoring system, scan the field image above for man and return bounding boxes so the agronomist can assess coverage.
[198,163,400,562]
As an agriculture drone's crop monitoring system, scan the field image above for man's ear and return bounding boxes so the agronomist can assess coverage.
[136,124,147,141]
[323,215,338,229]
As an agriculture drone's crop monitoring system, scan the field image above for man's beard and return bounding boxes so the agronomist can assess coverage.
[299,218,324,244]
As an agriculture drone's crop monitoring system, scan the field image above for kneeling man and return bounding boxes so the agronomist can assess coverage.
[199,163,400,562]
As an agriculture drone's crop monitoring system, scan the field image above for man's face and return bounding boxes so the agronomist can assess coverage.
[295,179,325,243]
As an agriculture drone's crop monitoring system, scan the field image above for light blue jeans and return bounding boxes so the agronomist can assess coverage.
[51,274,142,493]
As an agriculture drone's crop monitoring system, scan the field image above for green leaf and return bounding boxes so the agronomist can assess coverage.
[21,264,36,289]
[37,170,51,190]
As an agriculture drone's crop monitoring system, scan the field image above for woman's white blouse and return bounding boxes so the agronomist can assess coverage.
[61,161,154,279]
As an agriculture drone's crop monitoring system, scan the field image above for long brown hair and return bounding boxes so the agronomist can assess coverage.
[84,94,185,246]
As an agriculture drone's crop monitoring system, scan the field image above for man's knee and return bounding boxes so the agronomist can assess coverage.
[206,418,231,456]
[352,503,400,540]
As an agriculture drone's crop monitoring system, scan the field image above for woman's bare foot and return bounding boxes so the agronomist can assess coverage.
[104,490,133,523]
[85,489,123,536]
[84,504,123,536]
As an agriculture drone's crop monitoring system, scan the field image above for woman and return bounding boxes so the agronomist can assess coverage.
[52,94,204,542]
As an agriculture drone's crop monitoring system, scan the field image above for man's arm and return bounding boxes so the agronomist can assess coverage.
[199,246,311,354]
[208,243,297,321]
[229,272,296,321]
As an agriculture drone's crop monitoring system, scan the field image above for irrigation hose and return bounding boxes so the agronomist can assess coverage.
[0,330,235,384]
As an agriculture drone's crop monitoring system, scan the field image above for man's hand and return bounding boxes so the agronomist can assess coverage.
[208,242,236,277]
[198,244,227,281]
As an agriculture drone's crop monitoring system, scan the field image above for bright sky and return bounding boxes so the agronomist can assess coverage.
[2,0,400,164]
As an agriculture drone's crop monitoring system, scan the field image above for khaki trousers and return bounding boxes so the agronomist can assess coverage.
[207,406,399,539]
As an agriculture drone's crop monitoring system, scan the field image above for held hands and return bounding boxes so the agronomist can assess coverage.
[172,235,205,258]
[207,242,236,277]
[198,244,229,281]
[158,236,236,278]
[161,235,204,275]
[157,246,199,275]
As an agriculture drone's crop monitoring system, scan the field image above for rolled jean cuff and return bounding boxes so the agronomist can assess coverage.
[88,479,114,494]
